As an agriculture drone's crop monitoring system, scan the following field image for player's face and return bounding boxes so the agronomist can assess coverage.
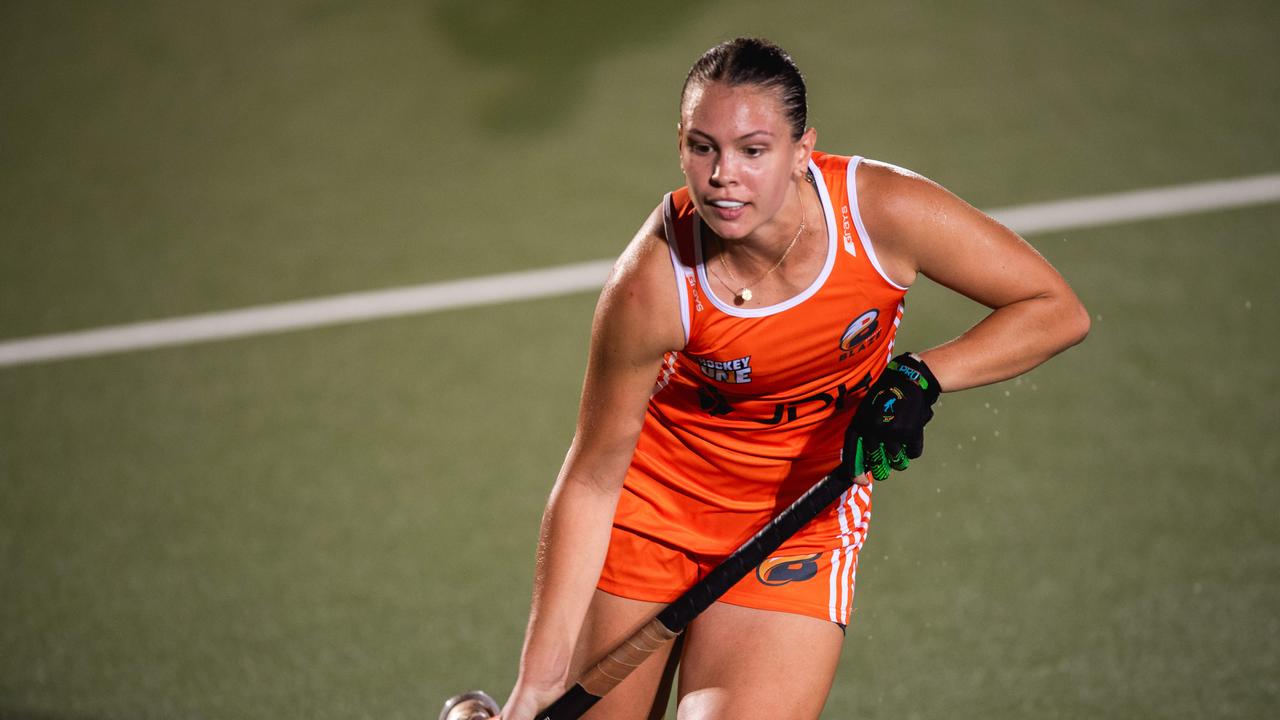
[679,81,810,241]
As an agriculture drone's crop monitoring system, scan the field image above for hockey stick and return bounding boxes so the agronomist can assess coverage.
[539,467,856,719]
[441,467,861,720]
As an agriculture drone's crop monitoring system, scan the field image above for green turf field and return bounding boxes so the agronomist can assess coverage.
[2,1,1278,718]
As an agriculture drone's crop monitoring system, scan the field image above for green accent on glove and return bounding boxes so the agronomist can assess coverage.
[844,353,941,483]
[867,441,890,482]
[888,444,910,471]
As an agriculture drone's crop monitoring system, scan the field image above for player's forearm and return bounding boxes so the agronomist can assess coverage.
[516,472,622,688]
[917,289,1089,392]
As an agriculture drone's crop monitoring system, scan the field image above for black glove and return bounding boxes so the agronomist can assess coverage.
[843,353,942,482]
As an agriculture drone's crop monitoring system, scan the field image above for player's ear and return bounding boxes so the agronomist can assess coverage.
[677,122,687,173]
[802,126,817,153]
[795,126,817,175]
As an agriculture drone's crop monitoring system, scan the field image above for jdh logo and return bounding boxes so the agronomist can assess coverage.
[697,373,873,425]
[745,373,872,426]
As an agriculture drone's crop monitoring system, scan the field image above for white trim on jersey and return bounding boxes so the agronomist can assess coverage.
[652,351,679,395]
[886,299,905,365]
[663,192,692,346]
[693,159,838,319]
[847,156,911,291]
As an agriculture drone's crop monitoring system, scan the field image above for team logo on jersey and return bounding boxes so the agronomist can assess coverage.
[756,553,822,586]
[695,355,753,384]
[838,310,880,361]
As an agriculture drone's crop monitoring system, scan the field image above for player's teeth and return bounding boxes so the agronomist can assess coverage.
[711,200,745,208]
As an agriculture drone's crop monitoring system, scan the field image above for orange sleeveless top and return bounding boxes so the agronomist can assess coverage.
[615,153,909,555]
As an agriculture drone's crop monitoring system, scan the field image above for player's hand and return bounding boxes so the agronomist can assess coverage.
[843,353,942,482]
[499,677,564,720]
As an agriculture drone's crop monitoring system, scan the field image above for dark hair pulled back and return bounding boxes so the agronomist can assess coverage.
[681,37,808,141]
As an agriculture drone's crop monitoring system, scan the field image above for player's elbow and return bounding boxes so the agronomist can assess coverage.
[1060,294,1091,349]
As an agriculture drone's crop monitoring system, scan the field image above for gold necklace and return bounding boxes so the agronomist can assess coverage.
[710,184,806,305]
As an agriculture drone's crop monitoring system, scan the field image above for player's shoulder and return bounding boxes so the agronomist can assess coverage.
[850,159,965,287]
[855,158,938,203]
[853,158,963,235]
[811,152,917,197]
[597,200,685,351]
[608,201,672,292]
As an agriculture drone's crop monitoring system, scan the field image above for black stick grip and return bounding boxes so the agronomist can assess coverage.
[654,471,854,633]
[536,683,598,720]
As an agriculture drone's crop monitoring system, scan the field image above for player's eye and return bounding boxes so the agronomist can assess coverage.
[688,141,713,155]
[742,146,766,158]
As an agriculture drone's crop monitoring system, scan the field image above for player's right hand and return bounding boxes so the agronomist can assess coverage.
[843,353,942,482]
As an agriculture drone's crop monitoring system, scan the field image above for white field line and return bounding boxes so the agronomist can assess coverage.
[3,172,1280,368]
[0,260,615,368]
[985,172,1280,235]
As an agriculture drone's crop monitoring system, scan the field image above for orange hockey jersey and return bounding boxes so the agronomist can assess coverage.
[614,153,909,556]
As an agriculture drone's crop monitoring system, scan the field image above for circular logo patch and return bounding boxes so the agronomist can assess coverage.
[840,310,880,352]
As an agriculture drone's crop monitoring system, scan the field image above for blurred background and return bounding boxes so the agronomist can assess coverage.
[1,1,1277,717]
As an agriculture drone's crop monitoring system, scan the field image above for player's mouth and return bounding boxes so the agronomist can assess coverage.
[707,198,748,221]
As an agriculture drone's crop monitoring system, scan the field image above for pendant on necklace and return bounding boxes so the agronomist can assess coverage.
[736,288,752,304]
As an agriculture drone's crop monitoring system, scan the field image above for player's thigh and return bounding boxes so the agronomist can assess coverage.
[675,602,844,720]
[573,589,675,720]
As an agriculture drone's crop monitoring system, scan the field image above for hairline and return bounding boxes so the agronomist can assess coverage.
[679,79,803,141]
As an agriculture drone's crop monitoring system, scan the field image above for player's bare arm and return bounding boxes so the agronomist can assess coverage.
[857,160,1090,391]
[502,206,684,720]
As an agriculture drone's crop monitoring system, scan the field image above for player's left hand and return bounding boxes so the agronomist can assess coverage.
[843,353,942,482]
